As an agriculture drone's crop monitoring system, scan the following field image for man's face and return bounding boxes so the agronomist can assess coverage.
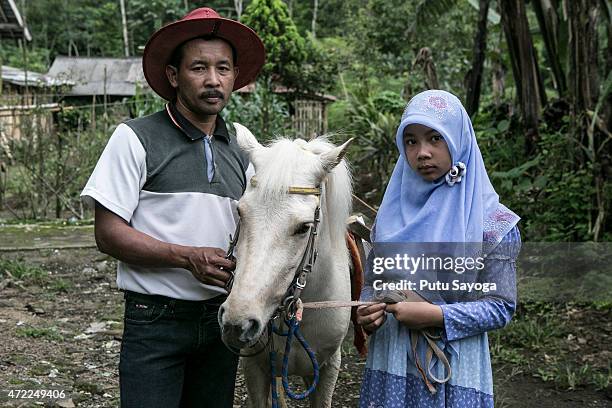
[166,38,238,118]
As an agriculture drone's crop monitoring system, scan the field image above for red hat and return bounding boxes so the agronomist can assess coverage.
[142,7,265,101]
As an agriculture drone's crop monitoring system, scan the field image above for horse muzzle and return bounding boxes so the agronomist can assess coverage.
[218,304,264,349]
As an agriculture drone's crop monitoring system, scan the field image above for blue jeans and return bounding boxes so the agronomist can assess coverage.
[119,291,238,408]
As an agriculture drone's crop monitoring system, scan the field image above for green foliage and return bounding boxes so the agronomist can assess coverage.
[490,302,611,391]
[495,311,564,350]
[343,0,478,95]
[242,0,307,88]
[414,0,500,28]
[288,0,353,38]
[0,44,49,72]
[24,0,123,58]
[132,84,166,117]
[475,108,595,241]
[3,104,125,220]
[126,0,188,51]
[16,326,63,342]
[0,0,607,242]
[351,0,415,61]
[534,362,612,391]
[342,89,405,201]
[0,258,47,283]
[50,277,73,293]
[298,34,339,93]
[223,80,290,141]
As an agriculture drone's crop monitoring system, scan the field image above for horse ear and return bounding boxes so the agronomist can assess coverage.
[320,138,354,173]
[234,122,264,158]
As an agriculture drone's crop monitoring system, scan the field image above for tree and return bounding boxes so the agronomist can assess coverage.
[531,0,567,98]
[526,0,610,239]
[241,0,307,89]
[499,0,546,154]
[464,0,490,116]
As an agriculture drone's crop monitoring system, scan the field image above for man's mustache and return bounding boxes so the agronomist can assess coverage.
[200,90,224,99]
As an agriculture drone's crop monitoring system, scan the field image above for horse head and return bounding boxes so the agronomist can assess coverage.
[218,123,353,350]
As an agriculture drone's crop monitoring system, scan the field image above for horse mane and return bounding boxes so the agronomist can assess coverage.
[253,135,353,246]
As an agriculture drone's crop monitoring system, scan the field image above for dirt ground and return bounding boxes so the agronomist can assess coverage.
[0,244,610,408]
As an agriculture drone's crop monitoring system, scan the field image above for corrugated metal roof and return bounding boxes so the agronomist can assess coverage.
[0,0,32,41]
[1,65,51,87]
[46,56,150,96]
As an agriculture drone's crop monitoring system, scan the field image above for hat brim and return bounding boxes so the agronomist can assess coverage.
[143,17,265,101]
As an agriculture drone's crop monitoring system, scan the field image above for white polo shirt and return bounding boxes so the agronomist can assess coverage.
[82,105,253,300]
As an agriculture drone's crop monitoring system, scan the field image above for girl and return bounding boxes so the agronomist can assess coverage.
[357,90,521,408]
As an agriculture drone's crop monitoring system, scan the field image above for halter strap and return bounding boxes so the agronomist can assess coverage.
[250,176,321,196]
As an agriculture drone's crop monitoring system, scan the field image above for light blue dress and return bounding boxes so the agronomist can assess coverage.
[359,227,521,408]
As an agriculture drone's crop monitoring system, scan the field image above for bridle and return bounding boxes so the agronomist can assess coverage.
[222,176,322,357]
[222,177,452,396]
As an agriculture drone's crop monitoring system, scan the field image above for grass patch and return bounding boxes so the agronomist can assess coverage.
[491,301,610,391]
[74,378,103,395]
[99,304,124,322]
[0,218,94,226]
[49,277,74,293]
[29,363,52,376]
[16,326,63,342]
[0,258,47,284]
[534,362,612,391]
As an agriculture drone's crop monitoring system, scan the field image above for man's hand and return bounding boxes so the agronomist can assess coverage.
[385,302,444,330]
[95,204,236,289]
[185,247,235,288]
[356,303,387,333]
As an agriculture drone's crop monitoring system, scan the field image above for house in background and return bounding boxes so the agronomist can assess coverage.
[0,65,62,142]
[45,56,335,137]
[46,56,149,101]
[235,82,336,138]
[0,0,31,41]
[0,0,54,145]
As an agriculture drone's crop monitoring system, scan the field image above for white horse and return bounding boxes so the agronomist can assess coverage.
[218,123,354,407]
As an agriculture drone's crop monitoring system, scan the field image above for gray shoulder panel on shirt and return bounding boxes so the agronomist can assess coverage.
[124,111,248,201]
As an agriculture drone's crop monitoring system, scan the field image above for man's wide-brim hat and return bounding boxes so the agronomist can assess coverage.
[142,7,265,101]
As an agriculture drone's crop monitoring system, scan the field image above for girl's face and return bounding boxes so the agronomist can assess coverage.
[403,123,452,182]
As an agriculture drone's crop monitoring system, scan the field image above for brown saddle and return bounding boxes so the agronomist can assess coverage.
[346,217,371,358]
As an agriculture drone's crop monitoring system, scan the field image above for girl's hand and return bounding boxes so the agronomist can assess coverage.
[356,303,387,333]
[385,302,444,329]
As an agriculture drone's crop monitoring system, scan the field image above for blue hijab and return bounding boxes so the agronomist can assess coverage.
[374,90,519,247]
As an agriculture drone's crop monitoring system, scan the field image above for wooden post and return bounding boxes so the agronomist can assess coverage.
[234,0,243,19]
[103,65,108,131]
[119,0,130,57]
[311,0,318,38]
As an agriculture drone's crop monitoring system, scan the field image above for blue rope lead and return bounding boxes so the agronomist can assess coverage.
[270,350,279,408]
[281,318,320,399]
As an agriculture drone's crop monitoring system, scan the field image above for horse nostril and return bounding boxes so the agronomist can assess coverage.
[239,318,262,343]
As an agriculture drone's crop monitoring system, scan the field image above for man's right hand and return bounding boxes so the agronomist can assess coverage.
[95,204,236,289]
[185,247,236,288]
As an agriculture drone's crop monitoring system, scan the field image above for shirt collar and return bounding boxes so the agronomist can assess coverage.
[166,102,230,143]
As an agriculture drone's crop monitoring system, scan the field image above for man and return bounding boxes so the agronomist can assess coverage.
[81,8,265,408]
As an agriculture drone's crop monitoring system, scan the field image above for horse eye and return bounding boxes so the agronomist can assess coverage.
[293,223,311,235]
